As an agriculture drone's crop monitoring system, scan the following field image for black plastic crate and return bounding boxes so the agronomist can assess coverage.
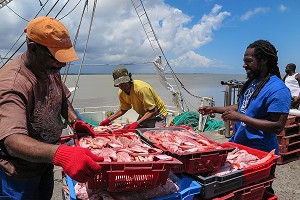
[191,170,244,199]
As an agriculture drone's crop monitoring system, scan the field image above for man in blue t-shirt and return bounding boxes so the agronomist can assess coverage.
[198,39,291,194]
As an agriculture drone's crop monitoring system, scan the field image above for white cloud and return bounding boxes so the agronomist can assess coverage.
[0,0,231,73]
[170,51,214,68]
[151,5,230,55]
[240,7,270,21]
[279,4,287,12]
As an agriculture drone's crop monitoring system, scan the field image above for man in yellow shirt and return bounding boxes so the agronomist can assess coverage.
[99,68,167,129]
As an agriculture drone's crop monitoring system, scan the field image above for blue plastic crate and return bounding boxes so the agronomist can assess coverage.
[152,173,201,200]
[65,173,201,200]
[65,175,77,200]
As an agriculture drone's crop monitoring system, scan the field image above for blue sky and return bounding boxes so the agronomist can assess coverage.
[0,0,299,74]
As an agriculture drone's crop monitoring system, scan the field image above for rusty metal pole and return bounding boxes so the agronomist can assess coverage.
[224,85,232,138]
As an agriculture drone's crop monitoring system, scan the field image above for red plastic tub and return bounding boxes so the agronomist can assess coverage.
[136,127,234,174]
[223,142,279,186]
[213,177,275,200]
[60,134,182,192]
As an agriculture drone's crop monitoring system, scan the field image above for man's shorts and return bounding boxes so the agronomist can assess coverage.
[0,164,54,200]
[139,113,166,128]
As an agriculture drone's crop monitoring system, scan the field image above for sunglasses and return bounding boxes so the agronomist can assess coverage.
[38,45,58,62]
[26,38,58,62]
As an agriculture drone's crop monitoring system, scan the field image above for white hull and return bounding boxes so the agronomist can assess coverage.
[75,105,180,126]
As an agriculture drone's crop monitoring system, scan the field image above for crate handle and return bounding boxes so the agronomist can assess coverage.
[124,166,153,170]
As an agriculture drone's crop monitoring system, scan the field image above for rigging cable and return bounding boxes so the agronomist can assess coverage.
[0,0,53,68]
[132,0,205,104]
[58,0,82,21]
[46,0,61,17]
[131,0,187,111]
[38,0,46,14]
[54,0,71,18]
[62,0,89,83]
[6,5,29,22]
[70,0,98,104]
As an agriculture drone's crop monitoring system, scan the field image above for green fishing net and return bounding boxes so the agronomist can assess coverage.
[170,111,224,132]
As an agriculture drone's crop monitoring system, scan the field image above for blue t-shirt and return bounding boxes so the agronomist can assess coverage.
[229,75,291,155]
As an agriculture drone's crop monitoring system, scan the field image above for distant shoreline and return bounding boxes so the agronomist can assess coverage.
[62,73,246,75]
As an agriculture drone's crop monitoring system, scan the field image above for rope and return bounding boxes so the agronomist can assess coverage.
[0,0,55,68]
[0,34,25,66]
[131,0,209,112]
[131,0,189,111]
[58,0,83,21]
[70,0,98,104]
[6,5,29,22]
[54,0,72,18]
[62,0,88,83]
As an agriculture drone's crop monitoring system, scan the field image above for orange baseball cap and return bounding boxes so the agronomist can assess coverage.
[25,16,78,63]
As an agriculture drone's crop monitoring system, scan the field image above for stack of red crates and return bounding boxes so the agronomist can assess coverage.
[192,142,279,200]
[277,115,300,164]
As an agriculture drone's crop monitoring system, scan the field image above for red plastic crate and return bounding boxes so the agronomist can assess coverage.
[170,148,230,174]
[136,127,234,174]
[262,191,278,200]
[223,142,279,186]
[88,161,176,191]
[60,134,182,192]
[213,177,275,200]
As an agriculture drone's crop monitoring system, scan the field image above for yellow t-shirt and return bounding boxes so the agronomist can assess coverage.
[118,80,167,117]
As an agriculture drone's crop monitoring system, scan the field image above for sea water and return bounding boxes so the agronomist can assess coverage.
[64,73,247,111]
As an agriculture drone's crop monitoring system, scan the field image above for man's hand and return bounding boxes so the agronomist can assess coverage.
[221,110,243,122]
[123,121,139,130]
[72,119,96,137]
[293,96,300,103]
[198,106,214,115]
[53,145,104,183]
[99,118,111,126]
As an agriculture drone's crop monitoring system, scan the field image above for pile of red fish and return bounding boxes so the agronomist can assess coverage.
[142,130,223,154]
[93,123,124,133]
[212,148,275,176]
[78,134,174,162]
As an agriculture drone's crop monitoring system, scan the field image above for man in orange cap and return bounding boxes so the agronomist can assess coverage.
[0,16,103,199]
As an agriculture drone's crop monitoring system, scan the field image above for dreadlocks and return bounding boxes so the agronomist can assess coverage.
[239,40,280,95]
[238,40,281,108]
